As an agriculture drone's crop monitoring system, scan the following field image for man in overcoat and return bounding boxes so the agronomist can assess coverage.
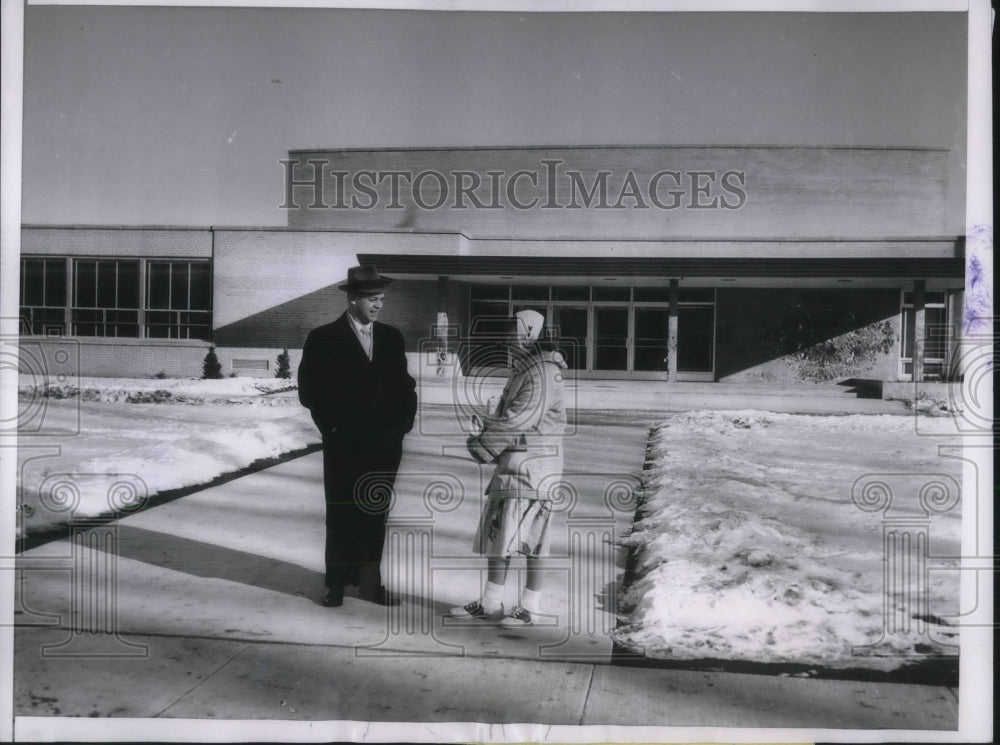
[298,265,417,607]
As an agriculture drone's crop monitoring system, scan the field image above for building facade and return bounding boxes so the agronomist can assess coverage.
[20,146,964,384]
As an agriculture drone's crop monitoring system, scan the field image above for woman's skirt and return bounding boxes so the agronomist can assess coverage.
[473,493,553,558]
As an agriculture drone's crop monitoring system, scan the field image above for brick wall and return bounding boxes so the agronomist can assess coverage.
[22,226,212,257]
[286,147,952,239]
[376,279,435,347]
[211,346,302,377]
[212,229,459,349]
[20,337,211,380]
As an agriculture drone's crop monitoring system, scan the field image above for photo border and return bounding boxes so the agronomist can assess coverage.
[0,0,991,742]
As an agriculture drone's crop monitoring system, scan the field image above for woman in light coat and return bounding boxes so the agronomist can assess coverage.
[450,309,568,627]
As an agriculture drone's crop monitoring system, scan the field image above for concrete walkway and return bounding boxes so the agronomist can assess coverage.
[16,410,644,658]
[14,626,957,728]
[13,392,957,732]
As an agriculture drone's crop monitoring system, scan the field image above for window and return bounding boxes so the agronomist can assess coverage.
[72,259,140,337]
[465,283,716,377]
[511,285,549,301]
[145,261,212,339]
[20,256,212,340]
[20,258,67,335]
[470,285,509,302]
[677,288,716,304]
[632,287,669,303]
[592,285,631,302]
[467,286,510,371]
[900,291,949,380]
[551,286,589,302]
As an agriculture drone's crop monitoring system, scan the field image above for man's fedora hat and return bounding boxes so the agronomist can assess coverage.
[338,264,394,293]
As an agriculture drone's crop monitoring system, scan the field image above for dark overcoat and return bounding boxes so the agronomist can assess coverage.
[298,312,417,589]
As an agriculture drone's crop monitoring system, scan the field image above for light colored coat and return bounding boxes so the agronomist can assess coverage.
[467,349,568,500]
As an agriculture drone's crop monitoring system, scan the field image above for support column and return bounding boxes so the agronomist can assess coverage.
[436,276,449,314]
[137,259,147,339]
[436,276,450,338]
[947,288,964,381]
[667,279,679,382]
[912,280,926,383]
[434,276,450,377]
[63,257,73,335]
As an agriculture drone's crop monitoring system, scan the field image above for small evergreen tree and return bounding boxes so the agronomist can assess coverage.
[275,348,291,379]
[202,345,223,379]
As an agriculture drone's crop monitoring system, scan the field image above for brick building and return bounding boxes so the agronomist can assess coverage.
[19,145,964,384]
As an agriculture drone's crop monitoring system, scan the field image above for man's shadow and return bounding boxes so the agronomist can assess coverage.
[107,524,459,613]
[109,524,323,602]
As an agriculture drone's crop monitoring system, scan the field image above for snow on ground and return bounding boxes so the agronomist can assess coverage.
[17,378,318,538]
[614,410,963,671]
[17,376,966,671]
[19,375,298,404]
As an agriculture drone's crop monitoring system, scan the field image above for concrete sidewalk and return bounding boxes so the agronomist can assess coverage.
[14,626,957,729]
[13,401,957,732]
[16,409,643,659]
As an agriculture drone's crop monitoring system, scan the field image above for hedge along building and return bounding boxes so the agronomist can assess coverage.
[19,144,964,384]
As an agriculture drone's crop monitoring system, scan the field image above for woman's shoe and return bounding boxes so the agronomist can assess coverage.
[499,606,533,627]
[447,600,504,620]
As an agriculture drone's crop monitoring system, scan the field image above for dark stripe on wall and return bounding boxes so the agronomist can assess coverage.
[357,254,965,279]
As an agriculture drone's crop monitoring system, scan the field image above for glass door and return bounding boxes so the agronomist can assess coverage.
[467,298,511,374]
[633,308,670,374]
[551,306,588,372]
[593,307,629,374]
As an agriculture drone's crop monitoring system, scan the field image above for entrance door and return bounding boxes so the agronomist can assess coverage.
[593,307,629,374]
[633,308,670,374]
[551,306,588,371]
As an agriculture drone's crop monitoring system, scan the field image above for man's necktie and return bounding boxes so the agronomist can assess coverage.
[359,325,372,360]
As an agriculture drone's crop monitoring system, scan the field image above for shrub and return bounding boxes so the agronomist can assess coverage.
[795,321,895,382]
[275,348,291,379]
[202,346,223,379]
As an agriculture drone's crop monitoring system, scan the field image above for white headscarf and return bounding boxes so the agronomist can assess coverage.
[515,309,545,344]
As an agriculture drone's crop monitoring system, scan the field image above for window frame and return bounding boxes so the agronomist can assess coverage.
[465,283,716,378]
[71,258,141,338]
[19,255,213,341]
[899,289,950,380]
[144,259,213,340]
[19,257,69,335]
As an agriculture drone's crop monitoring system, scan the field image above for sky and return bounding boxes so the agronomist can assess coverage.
[20,7,968,229]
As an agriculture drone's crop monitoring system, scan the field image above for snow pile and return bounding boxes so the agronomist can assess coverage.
[17,397,319,538]
[70,414,316,495]
[615,410,961,670]
[19,376,297,405]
